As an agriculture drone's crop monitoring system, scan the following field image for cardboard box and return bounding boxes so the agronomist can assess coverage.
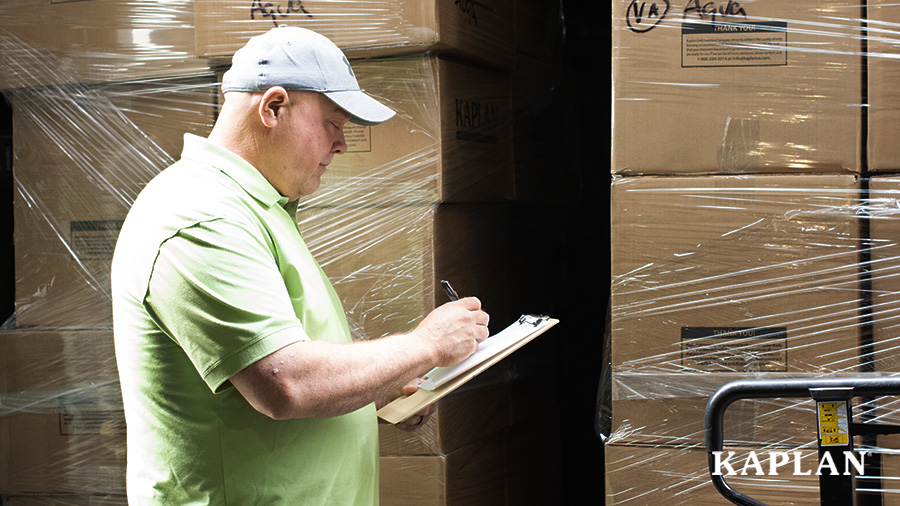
[380,418,562,506]
[380,437,507,506]
[193,0,516,71]
[609,175,865,446]
[514,0,564,66]
[0,496,127,506]
[13,76,218,328]
[298,203,514,340]
[867,1,900,172]
[606,444,825,505]
[862,176,900,373]
[611,0,863,175]
[0,329,125,495]
[0,0,207,89]
[0,329,118,392]
[378,367,512,456]
[871,450,900,506]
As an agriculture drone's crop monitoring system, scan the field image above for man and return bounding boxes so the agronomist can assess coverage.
[111,26,489,505]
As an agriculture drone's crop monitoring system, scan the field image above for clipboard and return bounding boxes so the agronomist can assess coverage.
[376,314,559,424]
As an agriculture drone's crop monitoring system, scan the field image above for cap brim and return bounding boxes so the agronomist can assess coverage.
[326,90,396,126]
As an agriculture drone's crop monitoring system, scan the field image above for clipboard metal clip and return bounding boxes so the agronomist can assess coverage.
[518,314,549,327]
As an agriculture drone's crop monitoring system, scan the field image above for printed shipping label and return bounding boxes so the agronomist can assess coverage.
[59,411,127,436]
[681,326,788,372]
[57,387,126,436]
[344,124,373,153]
[682,21,788,68]
[70,220,124,260]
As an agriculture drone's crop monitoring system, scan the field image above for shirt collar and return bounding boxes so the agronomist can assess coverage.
[180,133,292,210]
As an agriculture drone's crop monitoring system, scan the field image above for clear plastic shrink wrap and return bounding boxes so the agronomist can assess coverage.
[0,0,569,504]
[604,0,900,504]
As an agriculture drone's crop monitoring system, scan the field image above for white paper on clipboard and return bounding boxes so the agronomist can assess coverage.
[419,314,553,391]
[376,314,558,424]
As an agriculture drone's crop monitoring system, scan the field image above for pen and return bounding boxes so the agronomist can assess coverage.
[441,280,459,301]
[442,279,491,340]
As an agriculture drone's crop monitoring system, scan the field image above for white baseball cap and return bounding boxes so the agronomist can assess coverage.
[221,26,395,126]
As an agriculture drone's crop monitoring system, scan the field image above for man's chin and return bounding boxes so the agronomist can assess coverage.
[298,178,323,198]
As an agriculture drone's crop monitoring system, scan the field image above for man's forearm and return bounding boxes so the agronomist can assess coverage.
[231,332,438,419]
[231,297,488,420]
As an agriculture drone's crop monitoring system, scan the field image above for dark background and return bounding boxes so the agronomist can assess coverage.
[554,0,607,503]
[1,91,10,324]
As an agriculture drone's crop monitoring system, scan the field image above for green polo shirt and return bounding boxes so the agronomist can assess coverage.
[111,133,378,506]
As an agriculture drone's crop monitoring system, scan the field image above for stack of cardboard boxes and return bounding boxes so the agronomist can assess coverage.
[0,1,569,504]
[2,2,216,500]
[608,0,900,503]
[861,2,900,496]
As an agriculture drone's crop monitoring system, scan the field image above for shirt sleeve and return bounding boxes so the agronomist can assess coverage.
[145,217,310,393]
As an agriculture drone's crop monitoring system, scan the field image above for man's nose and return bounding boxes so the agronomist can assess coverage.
[333,128,348,154]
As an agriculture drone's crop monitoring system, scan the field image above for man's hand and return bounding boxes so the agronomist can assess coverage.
[412,297,490,367]
[375,378,435,431]
[394,379,437,432]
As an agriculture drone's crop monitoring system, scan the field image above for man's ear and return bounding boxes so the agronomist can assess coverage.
[258,86,290,128]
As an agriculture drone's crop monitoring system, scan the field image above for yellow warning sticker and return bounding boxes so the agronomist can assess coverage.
[817,401,849,447]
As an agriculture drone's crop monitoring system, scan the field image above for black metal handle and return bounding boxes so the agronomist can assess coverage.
[704,376,900,506]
